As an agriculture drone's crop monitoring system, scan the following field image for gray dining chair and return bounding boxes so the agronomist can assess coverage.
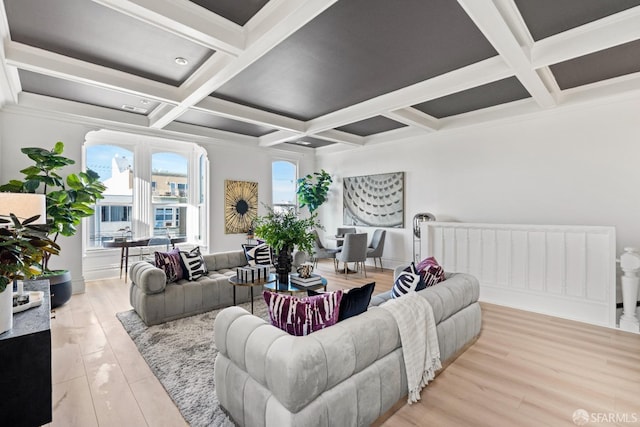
[335,232,368,278]
[140,236,172,261]
[336,227,356,249]
[311,230,340,270]
[366,229,386,271]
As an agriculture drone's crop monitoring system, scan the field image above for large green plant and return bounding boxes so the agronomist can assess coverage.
[0,214,59,292]
[0,142,106,271]
[253,207,320,255]
[296,170,332,213]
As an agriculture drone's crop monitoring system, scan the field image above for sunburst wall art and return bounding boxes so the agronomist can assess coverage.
[343,172,404,228]
[224,180,258,234]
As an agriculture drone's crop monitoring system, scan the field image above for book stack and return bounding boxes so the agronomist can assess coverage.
[289,273,323,288]
[236,265,270,282]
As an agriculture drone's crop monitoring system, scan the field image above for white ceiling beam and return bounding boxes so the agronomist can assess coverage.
[149,53,235,128]
[258,130,303,147]
[193,96,305,133]
[163,121,258,145]
[148,0,338,130]
[457,0,556,108]
[4,41,180,104]
[91,0,244,55]
[531,6,640,68]
[307,56,512,134]
[383,108,440,132]
[312,130,365,146]
[364,127,428,146]
[0,1,19,106]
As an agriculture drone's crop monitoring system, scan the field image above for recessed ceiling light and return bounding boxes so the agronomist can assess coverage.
[296,140,312,145]
[174,57,189,66]
[140,99,150,105]
[121,104,148,114]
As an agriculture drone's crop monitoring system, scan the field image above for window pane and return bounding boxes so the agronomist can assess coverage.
[152,153,188,238]
[272,161,297,211]
[86,145,134,248]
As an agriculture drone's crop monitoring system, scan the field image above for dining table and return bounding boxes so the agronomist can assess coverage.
[103,236,187,282]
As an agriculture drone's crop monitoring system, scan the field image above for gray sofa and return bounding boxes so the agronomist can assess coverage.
[129,249,253,326]
[214,271,481,426]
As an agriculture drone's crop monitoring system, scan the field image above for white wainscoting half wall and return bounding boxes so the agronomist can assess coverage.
[421,222,616,328]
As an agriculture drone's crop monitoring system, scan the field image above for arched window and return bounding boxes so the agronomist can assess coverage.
[272,160,297,213]
[84,132,208,249]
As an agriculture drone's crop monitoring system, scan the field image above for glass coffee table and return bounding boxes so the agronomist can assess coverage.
[263,274,328,295]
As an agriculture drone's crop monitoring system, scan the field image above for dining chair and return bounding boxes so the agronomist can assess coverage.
[311,230,340,270]
[336,227,356,249]
[335,232,368,278]
[366,229,386,271]
[140,236,172,261]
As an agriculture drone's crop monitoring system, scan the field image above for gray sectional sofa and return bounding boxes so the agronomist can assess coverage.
[129,249,253,326]
[214,271,482,426]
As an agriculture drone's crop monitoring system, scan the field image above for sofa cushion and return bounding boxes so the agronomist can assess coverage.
[155,248,183,283]
[263,290,343,336]
[242,243,273,266]
[179,246,208,281]
[416,256,445,287]
[391,263,424,298]
[308,282,375,321]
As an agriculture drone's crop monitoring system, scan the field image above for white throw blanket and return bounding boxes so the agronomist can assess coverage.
[379,292,441,404]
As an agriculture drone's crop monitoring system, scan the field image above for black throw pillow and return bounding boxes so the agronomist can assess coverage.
[308,282,376,321]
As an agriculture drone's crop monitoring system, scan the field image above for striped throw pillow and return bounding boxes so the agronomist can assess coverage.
[242,243,273,266]
[391,263,424,298]
[263,290,343,336]
[179,247,208,281]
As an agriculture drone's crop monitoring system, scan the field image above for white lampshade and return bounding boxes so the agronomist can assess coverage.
[0,193,47,224]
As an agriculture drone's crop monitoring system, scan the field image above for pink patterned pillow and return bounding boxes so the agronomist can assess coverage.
[155,248,184,283]
[416,256,445,287]
[263,290,343,336]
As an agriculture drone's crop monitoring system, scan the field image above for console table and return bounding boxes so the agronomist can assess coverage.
[0,280,52,426]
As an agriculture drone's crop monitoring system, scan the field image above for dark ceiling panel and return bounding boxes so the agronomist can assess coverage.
[413,77,531,119]
[286,137,335,149]
[176,110,275,137]
[336,116,406,137]
[188,0,269,26]
[514,0,640,41]
[550,39,640,90]
[18,69,159,115]
[5,0,213,86]
[212,0,497,120]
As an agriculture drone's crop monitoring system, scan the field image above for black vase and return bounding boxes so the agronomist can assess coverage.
[275,246,292,284]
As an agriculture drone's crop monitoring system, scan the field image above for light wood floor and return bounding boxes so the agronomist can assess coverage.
[46,260,640,426]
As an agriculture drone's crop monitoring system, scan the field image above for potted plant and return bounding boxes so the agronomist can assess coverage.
[0,214,59,333]
[296,170,333,213]
[0,142,106,307]
[253,207,320,283]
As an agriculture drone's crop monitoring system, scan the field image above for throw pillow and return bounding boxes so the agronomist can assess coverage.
[308,282,375,321]
[155,248,183,283]
[263,290,343,336]
[416,256,445,287]
[179,246,208,281]
[391,263,424,298]
[242,243,273,266]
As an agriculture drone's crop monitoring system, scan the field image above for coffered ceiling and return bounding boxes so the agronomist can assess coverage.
[1,0,639,150]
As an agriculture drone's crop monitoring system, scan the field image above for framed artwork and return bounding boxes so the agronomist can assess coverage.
[343,172,404,228]
[224,180,258,234]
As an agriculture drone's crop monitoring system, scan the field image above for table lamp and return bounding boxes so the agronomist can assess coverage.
[0,192,47,296]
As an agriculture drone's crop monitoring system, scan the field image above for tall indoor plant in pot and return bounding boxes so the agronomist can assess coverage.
[296,169,333,213]
[0,214,59,334]
[0,142,106,307]
[253,207,320,283]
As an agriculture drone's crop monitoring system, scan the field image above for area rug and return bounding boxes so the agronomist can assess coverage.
[117,301,269,427]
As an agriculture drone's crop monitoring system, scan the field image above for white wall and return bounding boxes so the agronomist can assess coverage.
[316,95,640,275]
[0,110,316,288]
